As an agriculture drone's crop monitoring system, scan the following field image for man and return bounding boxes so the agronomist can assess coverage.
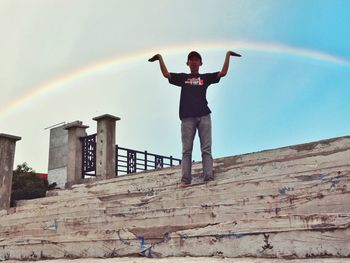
[149,50,240,187]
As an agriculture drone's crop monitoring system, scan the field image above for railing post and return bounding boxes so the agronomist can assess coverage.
[64,122,89,186]
[115,145,119,176]
[93,114,120,180]
[144,151,147,171]
[0,133,21,210]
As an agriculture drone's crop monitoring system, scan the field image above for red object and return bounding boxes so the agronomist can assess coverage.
[36,173,48,180]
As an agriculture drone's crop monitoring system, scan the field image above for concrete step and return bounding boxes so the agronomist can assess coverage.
[0,136,349,260]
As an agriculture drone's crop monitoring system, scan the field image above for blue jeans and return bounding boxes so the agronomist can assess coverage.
[181,114,213,184]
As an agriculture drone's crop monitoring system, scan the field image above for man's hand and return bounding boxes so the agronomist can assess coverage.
[148,54,161,62]
[218,51,241,78]
[148,53,170,79]
[228,51,242,57]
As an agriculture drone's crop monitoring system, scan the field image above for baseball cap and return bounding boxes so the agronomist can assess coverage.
[187,51,202,62]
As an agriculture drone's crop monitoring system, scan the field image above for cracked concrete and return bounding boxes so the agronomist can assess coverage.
[1,136,350,260]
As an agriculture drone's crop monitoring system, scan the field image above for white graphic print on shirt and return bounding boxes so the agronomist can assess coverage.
[185,77,204,86]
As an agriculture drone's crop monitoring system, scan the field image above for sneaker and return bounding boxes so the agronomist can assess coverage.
[178,182,191,188]
[204,177,214,183]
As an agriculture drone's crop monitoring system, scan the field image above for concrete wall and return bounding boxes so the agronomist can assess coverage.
[47,125,68,188]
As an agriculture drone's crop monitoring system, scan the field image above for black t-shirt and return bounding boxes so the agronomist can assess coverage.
[169,72,220,120]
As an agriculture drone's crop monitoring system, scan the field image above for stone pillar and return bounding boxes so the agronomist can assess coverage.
[0,133,21,210]
[64,122,89,186]
[93,114,120,180]
[47,124,69,189]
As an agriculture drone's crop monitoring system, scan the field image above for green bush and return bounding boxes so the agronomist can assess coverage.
[10,163,51,207]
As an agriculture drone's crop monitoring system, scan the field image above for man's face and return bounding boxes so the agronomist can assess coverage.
[187,57,202,73]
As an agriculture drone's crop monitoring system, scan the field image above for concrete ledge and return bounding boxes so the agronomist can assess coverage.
[93,114,121,122]
[0,133,21,141]
[63,121,89,130]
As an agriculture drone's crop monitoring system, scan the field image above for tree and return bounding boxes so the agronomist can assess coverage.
[11,162,50,207]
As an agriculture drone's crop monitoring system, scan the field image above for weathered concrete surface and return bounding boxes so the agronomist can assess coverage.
[64,122,88,185]
[4,257,350,263]
[48,124,68,188]
[0,135,350,260]
[47,167,67,189]
[93,114,120,180]
[0,133,21,210]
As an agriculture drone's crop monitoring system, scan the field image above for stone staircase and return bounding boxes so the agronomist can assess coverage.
[1,136,350,260]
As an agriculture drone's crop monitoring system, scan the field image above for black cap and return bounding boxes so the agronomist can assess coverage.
[187,51,202,62]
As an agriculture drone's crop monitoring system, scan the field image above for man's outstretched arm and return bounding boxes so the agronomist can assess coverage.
[148,54,171,79]
[217,51,241,79]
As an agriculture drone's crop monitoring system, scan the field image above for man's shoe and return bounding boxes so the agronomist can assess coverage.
[178,182,191,188]
[204,177,214,183]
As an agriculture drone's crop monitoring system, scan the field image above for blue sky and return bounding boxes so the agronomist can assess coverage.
[1,0,350,172]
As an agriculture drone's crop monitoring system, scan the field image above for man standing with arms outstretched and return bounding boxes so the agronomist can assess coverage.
[149,50,241,187]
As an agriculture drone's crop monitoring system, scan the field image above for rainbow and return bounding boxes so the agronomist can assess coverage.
[1,40,350,119]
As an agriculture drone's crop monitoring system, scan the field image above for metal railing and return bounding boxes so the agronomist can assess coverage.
[116,145,181,176]
[80,133,181,178]
[80,133,97,178]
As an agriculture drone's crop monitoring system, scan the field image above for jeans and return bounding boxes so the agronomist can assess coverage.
[181,114,213,184]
